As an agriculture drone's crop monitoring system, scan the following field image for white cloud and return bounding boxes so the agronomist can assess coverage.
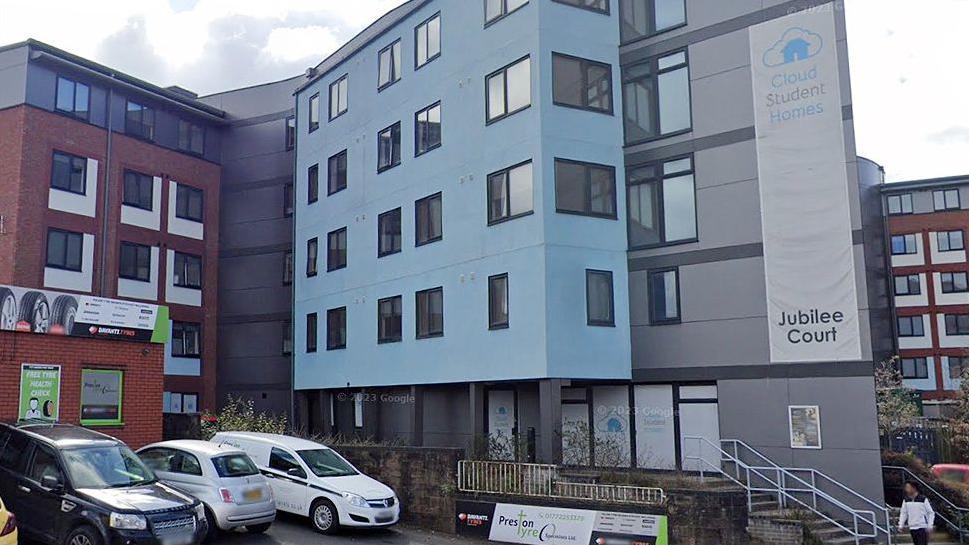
[265,26,342,63]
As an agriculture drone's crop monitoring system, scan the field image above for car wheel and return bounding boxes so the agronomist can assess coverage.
[203,507,220,542]
[65,525,102,545]
[310,499,339,534]
[246,523,272,534]
[51,295,78,334]
[0,288,16,330]
[17,291,50,333]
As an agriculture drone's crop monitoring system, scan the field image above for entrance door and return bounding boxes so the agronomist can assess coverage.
[679,402,720,471]
[487,390,517,460]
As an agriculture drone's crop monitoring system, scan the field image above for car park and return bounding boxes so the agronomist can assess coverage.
[137,440,276,539]
[211,432,399,534]
[0,422,207,545]
[0,495,16,545]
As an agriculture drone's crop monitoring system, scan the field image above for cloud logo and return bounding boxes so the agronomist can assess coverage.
[763,27,823,67]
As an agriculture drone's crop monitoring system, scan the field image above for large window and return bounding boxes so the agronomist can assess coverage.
[55,76,90,120]
[378,208,402,257]
[946,314,969,336]
[307,238,319,277]
[172,322,201,358]
[306,313,318,353]
[327,227,347,271]
[552,0,609,14]
[178,120,205,155]
[123,170,154,210]
[415,13,442,69]
[51,151,87,194]
[900,358,928,380]
[486,0,528,24]
[622,50,691,144]
[555,158,617,218]
[308,164,320,204]
[893,274,920,296]
[79,369,123,426]
[627,156,696,247]
[172,252,202,289]
[941,272,969,294]
[937,230,964,252]
[887,193,913,215]
[586,270,615,326]
[934,189,960,211]
[329,75,349,120]
[488,161,533,224]
[328,150,348,195]
[416,287,444,338]
[416,192,443,246]
[620,0,686,43]
[327,307,347,350]
[308,93,320,132]
[950,357,969,380]
[415,102,442,156]
[378,122,402,172]
[486,56,531,123]
[175,184,203,222]
[890,234,918,255]
[125,100,155,141]
[119,242,151,282]
[378,296,403,343]
[552,53,613,114]
[897,315,924,337]
[378,40,402,90]
[285,116,296,150]
[489,274,509,329]
[648,268,680,324]
[47,229,83,271]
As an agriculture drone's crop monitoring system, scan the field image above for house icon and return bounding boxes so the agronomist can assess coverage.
[783,38,811,64]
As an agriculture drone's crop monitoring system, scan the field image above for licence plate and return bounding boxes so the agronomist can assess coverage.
[243,488,263,501]
[161,534,194,545]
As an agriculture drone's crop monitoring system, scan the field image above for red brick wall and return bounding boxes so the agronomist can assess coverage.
[0,330,164,448]
[0,107,26,283]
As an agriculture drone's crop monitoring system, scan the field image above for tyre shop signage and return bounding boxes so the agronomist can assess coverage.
[19,364,61,422]
[456,500,668,545]
[749,5,863,363]
[0,284,169,343]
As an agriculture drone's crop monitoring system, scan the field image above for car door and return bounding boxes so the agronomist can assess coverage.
[23,442,70,544]
[168,449,210,499]
[266,447,308,515]
[0,433,35,534]
[139,447,181,486]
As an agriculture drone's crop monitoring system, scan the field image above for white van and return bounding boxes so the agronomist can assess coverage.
[210,432,399,534]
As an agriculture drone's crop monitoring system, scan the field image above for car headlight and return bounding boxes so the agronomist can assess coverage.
[342,492,368,508]
[109,512,147,530]
[194,503,206,520]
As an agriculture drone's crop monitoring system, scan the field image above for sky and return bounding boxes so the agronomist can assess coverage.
[0,0,966,182]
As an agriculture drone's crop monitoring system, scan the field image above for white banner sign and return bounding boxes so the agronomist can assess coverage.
[749,5,862,363]
[488,503,667,545]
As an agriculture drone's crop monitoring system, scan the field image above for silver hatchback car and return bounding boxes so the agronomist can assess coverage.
[137,440,276,539]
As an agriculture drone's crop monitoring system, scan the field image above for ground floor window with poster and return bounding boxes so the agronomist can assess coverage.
[164,392,199,414]
[80,369,124,426]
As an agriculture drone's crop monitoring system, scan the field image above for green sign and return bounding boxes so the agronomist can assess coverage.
[80,369,124,426]
[19,364,61,422]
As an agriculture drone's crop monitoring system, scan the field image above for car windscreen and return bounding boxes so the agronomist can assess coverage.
[297,449,358,478]
[938,469,967,483]
[212,453,260,478]
[63,445,156,489]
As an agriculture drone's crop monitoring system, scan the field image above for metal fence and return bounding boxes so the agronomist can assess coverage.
[456,460,665,505]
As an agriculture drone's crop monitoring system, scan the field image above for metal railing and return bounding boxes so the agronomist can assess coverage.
[456,460,665,505]
[883,465,969,544]
[684,437,892,545]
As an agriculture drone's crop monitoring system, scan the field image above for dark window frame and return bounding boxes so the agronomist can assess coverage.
[554,157,618,219]
[378,208,403,257]
[171,321,202,359]
[949,357,969,380]
[416,287,445,339]
[377,122,402,173]
[941,272,969,294]
[122,170,154,211]
[306,313,318,353]
[125,100,156,141]
[172,251,203,289]
[946,314,969,336]
[328,150,348,195]
[484,0,529,27]
[487,159,534,225]
[626,155,697,249]
[282,320,294,355]
[283,251,293,285]
[485,55,532,125]
[934,188,961,211]
[174,183,204,223]
[586,269,616,327]
[326,307,347,351]
[306,237,319,277]
[327,227,348,272]
[283,184,294,217]
[308,164,320,204]
[488,273,509,330]
[119,241,152,282]
[551,52,614,115]
[308,93,321,133]
[897,315,924,337]
[890,234,919,256]
[618,0,688,45]
[177,120,205,155]
[377,295,403,344]
[285,116,296,150]
[900,357,928,380]
[54,76,90,120]
[886,193,913,215]
[329,75,349,121]
[648,267,681,325]
[378,39,403,91]
[893,274,921,296]
[414,12,442,70]
[621,49,692,146]
[415,192,443,247]
[937,230,965,252]
[50,150,87,195]
[551,0,610,15]
[46,228,84,272]
[415,101,443,157]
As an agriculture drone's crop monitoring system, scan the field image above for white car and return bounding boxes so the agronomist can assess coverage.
[210,432,399,534]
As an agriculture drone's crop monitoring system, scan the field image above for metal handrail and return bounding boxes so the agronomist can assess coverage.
[883,465,969,544]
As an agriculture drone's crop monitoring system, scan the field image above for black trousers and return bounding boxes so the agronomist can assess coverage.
[910,528,929,545]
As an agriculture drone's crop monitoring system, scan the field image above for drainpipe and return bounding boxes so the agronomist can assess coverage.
[98,88,114,296]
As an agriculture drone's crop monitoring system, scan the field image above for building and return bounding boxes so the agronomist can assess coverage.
[291,0,891,504]
[883,174,969,417]
[0,40,225,413]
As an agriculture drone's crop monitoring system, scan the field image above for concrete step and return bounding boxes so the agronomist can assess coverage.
[893,531,958,544]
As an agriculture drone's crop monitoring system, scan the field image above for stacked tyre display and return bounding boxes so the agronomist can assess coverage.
[0,288,77,335]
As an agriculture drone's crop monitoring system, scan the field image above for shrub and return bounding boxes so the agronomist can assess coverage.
[201,395,287,440]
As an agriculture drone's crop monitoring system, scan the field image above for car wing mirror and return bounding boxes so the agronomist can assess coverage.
[287,467,304,478]
[41,474,64,494]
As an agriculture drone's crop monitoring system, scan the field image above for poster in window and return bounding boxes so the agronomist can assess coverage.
[80,369,123,425]
[789,405,822,449]
[19,364,61,422]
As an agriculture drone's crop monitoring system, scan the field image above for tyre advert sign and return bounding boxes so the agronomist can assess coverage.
[19,364,61,422]
[0,284,169,343]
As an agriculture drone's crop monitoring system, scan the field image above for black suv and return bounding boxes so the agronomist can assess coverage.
[0,423,207,545]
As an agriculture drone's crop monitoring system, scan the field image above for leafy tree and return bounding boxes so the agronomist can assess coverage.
[201,395,287,440]
[875,356,920,436]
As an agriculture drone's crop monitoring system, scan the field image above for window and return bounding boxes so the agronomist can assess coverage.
[172,322,201,358]
[489,274,509,329]
[378,40,402,90]
[269,448,306,478]
[887,193,913,215]
[285,116,296,150]
[552,53,613,114]
[941,272,969,294]
[328,151,348,195]
[306,238,319,277]
[55,76,90,120]
[51,151,87,194]
[378,296,403,343]
[123,170,154,210]
[552,0,610,14]
[486,56,531,123]
[46,229,83,271]
[172,252,202,289]
[893,274,920,296]
[378,208,402,257]
[891,234,918,255]
[897,316,924,337]
[620,0,686,43]
[415,102,442,156]
[79,369,123,426]
[628,156,696,247]
[327,307,347,350]
[416,192,443,246]
[900,358,928,380]
[622,50,691,144]
[378,122,402,172]
[306,313,318,353]
[283,184,294,217]
[0,433,29,473]
[555,158,617,218]
[416,287,444,338]
[119,242,151,282]
[945,314,969,336]
[415,13,442,69]
[648,268,680,324]
[308,164,320,204]
[586,270,615,326]
[178,120,204,155]
[934,189,960,211]
[282,321,293,355]
[950,357,969,380]
[486,0,528,24]
[937,230,964,252]
[488,161,533,224]
[175,184,203,222]
[283,252,293,285]
[125,100,155,140]
[28,444,64,485]
[329,75,349,120]
[308,93,320,132]
[327,227,347,271]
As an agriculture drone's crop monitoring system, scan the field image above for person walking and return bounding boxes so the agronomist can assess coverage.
[899,481,935,545]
